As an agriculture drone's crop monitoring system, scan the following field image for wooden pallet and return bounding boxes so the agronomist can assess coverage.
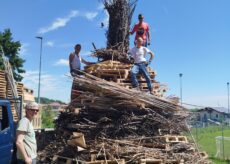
[139,158,181,164]
[52,155,81,164]
[199,151,208,159]
[164,135,188,143]
[139,158,163,164]
[85,159,125,164]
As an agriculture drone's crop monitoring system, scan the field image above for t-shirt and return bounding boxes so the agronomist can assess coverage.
[70,53,82,71]
[129,46,151,63]
[16,117,37,159]
[131,22,149,41]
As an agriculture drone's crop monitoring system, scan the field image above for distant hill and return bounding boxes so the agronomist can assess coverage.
[35,97,66,105]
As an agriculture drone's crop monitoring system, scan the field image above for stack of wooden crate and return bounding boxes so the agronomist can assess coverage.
[84,60,167,97]
[0,71,6,99]
[0,70,24,121]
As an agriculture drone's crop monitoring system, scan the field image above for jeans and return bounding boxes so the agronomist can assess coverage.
[70,69,83,76]
[130,63,152,91]
[17,158,37,164]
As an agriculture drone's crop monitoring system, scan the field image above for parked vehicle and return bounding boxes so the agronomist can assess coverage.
[0,98,22,163]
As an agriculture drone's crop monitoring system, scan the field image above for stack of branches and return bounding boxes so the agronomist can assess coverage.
[70,72,183,112]
[37,72,209,163]
[92,43,133,63]
[91,0,138,63]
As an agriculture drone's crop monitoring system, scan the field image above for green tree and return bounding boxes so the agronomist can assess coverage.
[0,29,25,81]
[41,105,55,128]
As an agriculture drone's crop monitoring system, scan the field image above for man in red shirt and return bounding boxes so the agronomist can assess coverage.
[130,14,150,47]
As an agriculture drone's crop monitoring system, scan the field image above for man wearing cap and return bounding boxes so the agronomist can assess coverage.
[16,102,39,164]
[130,14,151,47]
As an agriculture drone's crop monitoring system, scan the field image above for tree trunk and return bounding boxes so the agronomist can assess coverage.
[104,0,137,52]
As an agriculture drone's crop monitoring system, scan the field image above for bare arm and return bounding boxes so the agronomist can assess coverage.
[16,131,32,164]
[81,58,95,66]
[147,30,151,43]
[148,51,154,64]
[69,53,74,71]
[130,24,137,35]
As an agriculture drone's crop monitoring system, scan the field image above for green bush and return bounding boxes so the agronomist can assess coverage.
[41,105,55,128]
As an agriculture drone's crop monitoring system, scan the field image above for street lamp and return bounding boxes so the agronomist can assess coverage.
[179,73,183,106]
[227,82,229,126]
[35,36,43,104]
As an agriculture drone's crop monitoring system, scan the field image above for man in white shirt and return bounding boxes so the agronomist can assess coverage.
[129,37,155,94]
[69,44,95,76]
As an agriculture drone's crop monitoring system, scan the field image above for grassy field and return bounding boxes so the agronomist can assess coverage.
[187,126,230,164]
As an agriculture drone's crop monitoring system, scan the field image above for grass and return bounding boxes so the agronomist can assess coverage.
[186,126,230,164]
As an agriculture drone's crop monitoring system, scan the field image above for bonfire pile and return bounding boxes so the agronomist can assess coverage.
[37,71,209,164]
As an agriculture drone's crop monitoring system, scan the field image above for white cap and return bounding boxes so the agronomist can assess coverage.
[25,102,39,110]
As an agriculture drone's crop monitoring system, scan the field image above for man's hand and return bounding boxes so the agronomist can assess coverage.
[25,156,32,164]
[88,62,96,65]
[144,61,150,66]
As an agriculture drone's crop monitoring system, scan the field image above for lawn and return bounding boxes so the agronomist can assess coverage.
[187,126,230,164]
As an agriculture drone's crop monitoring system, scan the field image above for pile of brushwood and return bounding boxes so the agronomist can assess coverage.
[91,0,137,63]
[37,74,209,164]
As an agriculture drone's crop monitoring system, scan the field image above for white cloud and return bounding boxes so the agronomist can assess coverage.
[97,9,109,28]
[19,43,29,56]
[37,9,99,34]
[54,59,69,66]
[21,70,72,103]
[102,11,109,27]
[38,10,79,34]
[96,3,109,27]
[84,12,98,21]
[21,71,57,90]
[97,3,104,10]
[45,41,54,47]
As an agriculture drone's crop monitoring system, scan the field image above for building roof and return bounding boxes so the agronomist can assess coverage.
[197,107,229,114]
[49,102,61,106]
[212,107,229,113]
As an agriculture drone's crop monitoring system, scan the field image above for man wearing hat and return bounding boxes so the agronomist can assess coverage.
[130,14,151,47]
[16,102,39,164]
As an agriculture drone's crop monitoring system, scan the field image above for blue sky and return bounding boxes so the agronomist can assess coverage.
[0,0,229,108]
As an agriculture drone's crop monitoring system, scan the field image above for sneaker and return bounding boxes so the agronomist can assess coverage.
[133,87,140,91]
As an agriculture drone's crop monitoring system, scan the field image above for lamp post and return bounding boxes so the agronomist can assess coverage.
[35,36,43,104]
[227,82,229,126]
[179,73,183,106]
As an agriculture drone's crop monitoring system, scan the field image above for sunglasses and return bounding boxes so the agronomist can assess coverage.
[28,109,39,112]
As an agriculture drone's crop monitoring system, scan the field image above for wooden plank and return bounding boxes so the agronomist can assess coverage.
[86,159,125,164]
[52,155,74,164]
[139,159,162,164]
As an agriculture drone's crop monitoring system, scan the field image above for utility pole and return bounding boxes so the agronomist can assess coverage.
[35,36,43,104]
[179,73,183,106]
[227,82,229,126]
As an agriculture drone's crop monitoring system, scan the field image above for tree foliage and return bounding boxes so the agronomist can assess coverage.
[41,105,55,128]
[0,29,25,81]
[35,97,66,105]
